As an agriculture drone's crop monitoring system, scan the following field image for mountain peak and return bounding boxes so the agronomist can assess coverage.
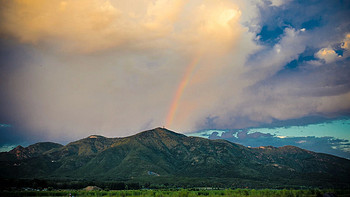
[9,145,24,154]
[87,135,105,139]
[135,127,185,138]
[153,127,177,134]
[14,145,24,150]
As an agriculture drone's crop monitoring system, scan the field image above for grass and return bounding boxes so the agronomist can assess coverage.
[1,189,350,197]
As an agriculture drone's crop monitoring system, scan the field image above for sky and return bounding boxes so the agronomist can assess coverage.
[0,0,349,157]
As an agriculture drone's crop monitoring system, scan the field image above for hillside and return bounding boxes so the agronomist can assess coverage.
[0,128,349,188]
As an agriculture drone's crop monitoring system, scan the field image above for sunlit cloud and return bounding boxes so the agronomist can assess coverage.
[341,33,350,50]
[0,0,244,55]
[315,48,341,64]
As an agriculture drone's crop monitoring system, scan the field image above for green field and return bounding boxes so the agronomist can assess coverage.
[1,189,350,197]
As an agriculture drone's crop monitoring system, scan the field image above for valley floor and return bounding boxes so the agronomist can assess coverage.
[1,189,350,197]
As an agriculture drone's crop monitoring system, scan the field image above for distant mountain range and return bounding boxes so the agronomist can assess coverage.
[0,128,349,188]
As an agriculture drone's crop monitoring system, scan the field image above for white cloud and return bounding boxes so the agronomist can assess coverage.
[246,28,307,80]
[310,33,350,65]
[269,0,291,7]
[315,47,341,64]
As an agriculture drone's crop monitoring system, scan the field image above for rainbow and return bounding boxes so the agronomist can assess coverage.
[165,55,201,128]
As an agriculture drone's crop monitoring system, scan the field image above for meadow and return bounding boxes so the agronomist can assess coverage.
[1,189,350,197]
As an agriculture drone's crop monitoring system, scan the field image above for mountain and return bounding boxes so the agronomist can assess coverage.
[8,142,63,160]
[0,128,349,188]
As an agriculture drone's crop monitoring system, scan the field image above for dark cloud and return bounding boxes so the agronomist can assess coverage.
[0,123,71,152]
[252,116,350,132]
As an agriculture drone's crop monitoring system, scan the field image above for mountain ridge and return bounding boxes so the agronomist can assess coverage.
[1,127,349,188]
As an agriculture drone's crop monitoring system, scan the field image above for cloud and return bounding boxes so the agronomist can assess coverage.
[296,140,306,144]
[0,124,11,128]
[0,145,16,152]
[247,28,307,79]
[341,34,350,50]
[208,130,350,159]
[310,33,350,65]
[269,0,291,7]
[1,0,121,53]
[0,0,349,143]
[315,47,341,64]
[0,0,246,54]
[195,0,350,130]
[0,0,254,138]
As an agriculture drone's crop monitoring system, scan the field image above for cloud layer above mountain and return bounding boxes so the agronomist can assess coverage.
[208,129,350,159]
[0,0,349,144]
